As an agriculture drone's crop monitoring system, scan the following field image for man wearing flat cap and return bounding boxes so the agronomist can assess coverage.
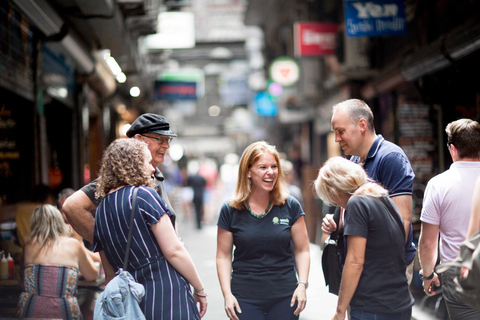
[62,113,177,244]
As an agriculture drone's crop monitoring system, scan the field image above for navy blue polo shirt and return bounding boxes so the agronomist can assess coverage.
[351,135,416,265]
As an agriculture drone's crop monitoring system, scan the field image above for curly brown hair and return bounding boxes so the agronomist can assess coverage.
[95,138,154,198]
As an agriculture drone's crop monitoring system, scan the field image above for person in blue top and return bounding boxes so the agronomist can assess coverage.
[315,157,414,320]
[216,141,310,320]
[93,138,207,319]
[323,99,416,284]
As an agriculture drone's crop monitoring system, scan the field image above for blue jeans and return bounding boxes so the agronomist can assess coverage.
[236,297,299,320]
[350,308,411,320]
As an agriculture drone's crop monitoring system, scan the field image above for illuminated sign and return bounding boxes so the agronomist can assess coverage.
[269,57,300,87]
[294,22,338,56]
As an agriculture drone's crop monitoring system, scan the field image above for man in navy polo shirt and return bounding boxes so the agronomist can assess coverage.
[324,98,416,284]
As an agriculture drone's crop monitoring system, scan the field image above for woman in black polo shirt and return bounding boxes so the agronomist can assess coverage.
[315,157,414,320]
[216,141,310,320]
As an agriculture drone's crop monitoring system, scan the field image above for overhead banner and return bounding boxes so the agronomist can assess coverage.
[294,22,338,56]
[344,0,407,37]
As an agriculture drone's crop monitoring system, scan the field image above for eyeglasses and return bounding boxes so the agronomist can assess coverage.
[141,134,173,145]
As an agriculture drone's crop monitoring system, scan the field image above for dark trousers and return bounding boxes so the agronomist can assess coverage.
[236,297,299,320]
[441,269,480,320]
[350,308,411,320]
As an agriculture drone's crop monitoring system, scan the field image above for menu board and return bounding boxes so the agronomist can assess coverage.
[397,104,436,218]
[0,98,34,204]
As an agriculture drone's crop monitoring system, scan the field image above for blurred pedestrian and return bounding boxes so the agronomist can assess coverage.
[16,184,54,247]
[187,162,207,229]
[419,118,480,319]
[281,159,304,207]
[93,138,207,319]
[216,141,310,320]
[315,156,414,320]
[17,204,98,319]
[324,99,416,284]
[62,113,178,245]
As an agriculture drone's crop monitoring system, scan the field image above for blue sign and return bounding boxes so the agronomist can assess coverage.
[344,0,406,37]
[254,91,278,117]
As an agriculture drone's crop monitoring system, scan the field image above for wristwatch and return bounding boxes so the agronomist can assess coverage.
[419,269,435,281]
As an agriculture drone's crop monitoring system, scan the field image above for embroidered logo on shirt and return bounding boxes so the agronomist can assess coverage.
[272,217,289,225]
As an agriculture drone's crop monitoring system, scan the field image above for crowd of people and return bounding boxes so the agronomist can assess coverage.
[8,100,480,320]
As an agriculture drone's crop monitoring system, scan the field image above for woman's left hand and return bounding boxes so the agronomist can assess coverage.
[291,285,307,316]
[194,291,208,318]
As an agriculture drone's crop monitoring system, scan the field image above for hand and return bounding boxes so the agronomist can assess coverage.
[322,214,337,235]
[291,285,307,316]
[422,273,441,296]
[331,310,346,320]
[194,290,208,318]
[224,293,241,320]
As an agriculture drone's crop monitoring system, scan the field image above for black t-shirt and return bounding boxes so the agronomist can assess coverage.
[344,195,414,313]
[217,196,304,302]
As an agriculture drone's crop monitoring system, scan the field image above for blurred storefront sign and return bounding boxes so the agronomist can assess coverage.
[254,91,278,117]
[294,22,338,56]
[269,57,300,87]
[143,12,195,49]
[154,81,197,100]
[344,0,407,37]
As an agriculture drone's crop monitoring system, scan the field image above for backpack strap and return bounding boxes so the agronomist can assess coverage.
[379,196,406,241]
[123,187,139,270]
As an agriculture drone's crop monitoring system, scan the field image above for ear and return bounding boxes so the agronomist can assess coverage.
[357,118,368,133]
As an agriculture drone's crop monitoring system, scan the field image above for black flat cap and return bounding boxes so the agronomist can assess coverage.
[126,113,177,138]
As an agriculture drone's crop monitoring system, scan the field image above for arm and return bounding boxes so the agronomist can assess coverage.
[467,177,480,239]
[62,190,97,244]
[99,251,115,284]
[332,235,366,320]
[216,227,241,320]
[290,216,310,316]
[418,222,441,296]
[151,214,207,318]
[391,195,412,242]
[76,240,98,281]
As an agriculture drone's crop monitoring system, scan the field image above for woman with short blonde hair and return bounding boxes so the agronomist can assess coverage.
[314,157,413,320]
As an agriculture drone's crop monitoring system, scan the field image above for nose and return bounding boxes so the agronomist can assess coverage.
[335,133,341,142]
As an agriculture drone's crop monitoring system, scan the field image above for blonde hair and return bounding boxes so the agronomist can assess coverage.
[314,157,388,206]
[96,138,154,198]
[28,204,69,251]
[230,141,289,210]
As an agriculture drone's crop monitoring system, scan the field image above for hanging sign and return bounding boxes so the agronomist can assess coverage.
[344,0,407,37]
[269,57,300,87]
[294,22,338,56]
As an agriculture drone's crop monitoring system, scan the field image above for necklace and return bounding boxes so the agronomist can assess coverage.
[246,200,272,219]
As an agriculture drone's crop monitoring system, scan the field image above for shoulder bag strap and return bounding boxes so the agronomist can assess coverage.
[379,196,406,240]
[124,187,139,270]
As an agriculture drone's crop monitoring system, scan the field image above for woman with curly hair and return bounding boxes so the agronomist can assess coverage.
[93,138,207,319]
[315,157,413,320]
[216,141,310,320]
[18,204,98,319]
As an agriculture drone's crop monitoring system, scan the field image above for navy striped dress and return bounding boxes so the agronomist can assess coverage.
[93,186,200,320]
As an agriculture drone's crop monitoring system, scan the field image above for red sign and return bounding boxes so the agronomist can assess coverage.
[294,22,338,56]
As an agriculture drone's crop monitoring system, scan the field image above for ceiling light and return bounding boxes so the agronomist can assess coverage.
[130,86,140,97]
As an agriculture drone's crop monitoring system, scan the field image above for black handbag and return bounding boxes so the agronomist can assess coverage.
[321,207,343,295]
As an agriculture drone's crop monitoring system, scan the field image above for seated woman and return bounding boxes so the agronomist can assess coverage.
[315,157,414,320]
[17,204,98,320]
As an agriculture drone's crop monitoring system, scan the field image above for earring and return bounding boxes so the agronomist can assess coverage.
[248,178,252,185]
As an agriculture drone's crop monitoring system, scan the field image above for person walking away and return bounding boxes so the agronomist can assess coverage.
[216,141,310,320]
[315,157,414,320]
[418,118,480,319]
[93,138,207,319]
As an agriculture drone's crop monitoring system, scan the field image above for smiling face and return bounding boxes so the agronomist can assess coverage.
[139,133,171,167]
[331,108,364,157]
[247,153,278,194]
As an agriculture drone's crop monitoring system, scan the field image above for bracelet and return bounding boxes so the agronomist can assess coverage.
[297,280,309,289]
[194,292,208,298]
[194,286,204,292]
[419,269,435,281]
